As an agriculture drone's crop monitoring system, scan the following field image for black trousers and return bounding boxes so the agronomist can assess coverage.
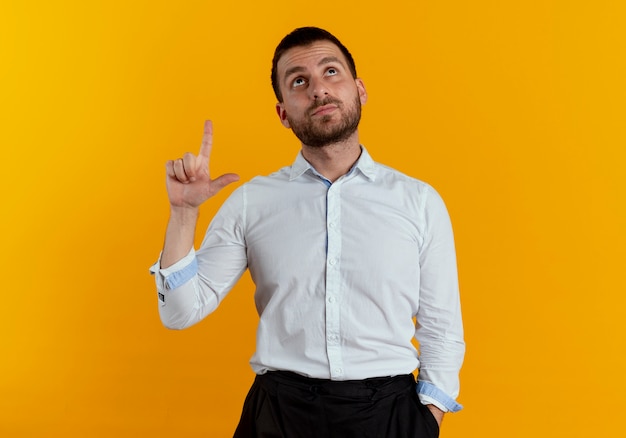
[233,371,440,438]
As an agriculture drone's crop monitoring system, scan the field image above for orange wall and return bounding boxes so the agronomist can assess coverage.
[2,1,625,436]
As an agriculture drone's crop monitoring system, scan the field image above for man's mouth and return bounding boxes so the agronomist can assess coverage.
[311,104,338,116]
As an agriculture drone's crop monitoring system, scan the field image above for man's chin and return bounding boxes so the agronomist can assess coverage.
[300,130,357,148]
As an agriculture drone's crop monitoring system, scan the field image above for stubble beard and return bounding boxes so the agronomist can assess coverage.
[288,95,362,148]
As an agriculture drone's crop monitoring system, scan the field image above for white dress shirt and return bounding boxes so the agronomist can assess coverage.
[150,147,465,412]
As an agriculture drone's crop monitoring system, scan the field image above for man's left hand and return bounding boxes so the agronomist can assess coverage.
[426,404,445,427]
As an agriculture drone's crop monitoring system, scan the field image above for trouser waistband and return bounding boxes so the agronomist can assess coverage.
[257,370,415,400]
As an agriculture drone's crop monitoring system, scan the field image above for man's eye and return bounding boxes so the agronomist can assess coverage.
[293,78,306,87]
[326,68,338,76]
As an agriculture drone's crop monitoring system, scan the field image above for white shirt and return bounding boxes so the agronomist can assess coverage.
[150,147,465,412]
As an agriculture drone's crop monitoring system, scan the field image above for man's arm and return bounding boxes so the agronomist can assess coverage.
[161,120,239,268]
[415,185,465,420]
[150,121,242,329]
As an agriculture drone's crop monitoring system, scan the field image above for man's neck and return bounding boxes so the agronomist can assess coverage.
[301,132,362,182]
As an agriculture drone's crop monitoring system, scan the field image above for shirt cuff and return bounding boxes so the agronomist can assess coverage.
[416,381,463,413]
[149,248,198,290]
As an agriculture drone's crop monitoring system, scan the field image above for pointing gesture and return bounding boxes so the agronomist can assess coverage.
[165,121,240,209]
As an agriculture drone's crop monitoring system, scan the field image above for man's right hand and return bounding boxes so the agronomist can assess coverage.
[160,121,239,269]
[165,120,240,209]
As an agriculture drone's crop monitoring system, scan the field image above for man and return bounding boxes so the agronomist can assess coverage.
[151,27,464,437]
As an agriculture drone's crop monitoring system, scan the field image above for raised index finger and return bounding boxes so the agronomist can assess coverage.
[199,120,213,159]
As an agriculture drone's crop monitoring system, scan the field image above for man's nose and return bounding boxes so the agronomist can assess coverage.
[309,77,329,100]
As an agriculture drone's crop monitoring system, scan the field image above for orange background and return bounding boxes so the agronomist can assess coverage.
[2,1,625,436]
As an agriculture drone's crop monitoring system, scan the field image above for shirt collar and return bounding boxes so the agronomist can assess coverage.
[289,145,377,182]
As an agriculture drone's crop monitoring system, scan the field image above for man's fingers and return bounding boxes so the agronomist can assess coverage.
[172,158,189,183]
[166,121,236,192]
[166,160,176,179]
[166,159,187,182]
[199,120,213,159]
[210,173,240,194]
[182,152,197,181]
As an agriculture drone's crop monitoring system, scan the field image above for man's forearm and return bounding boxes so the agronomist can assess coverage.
[161,206,200,268]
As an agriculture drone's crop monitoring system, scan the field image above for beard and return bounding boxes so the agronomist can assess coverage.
[287,95,362,148]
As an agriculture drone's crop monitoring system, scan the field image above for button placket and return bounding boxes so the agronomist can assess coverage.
[325,183,344,379]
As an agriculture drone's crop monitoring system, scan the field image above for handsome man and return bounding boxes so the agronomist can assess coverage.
[151,27,464,437]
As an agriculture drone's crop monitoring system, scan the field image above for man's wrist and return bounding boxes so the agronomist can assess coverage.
[169,204,200,220]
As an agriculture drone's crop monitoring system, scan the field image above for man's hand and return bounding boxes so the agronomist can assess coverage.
[160,121,239,269]
[165,120,239,209]
[426,404,444,427]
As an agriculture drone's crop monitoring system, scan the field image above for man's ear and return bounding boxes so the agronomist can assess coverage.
[356,78,368,105]
[276,103,291,128]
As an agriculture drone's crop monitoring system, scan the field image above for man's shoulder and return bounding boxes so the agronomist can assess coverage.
[244,165,292,186]
[235,165,298,197]
[371,160,433,193]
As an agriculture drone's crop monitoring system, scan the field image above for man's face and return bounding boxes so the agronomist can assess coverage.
[275,41,367,147]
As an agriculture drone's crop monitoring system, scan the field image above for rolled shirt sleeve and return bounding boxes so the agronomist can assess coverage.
[149,248,198,295]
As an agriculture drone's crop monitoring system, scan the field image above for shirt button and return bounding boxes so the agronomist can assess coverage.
[334,368,343,375]
[328,296,336,303]
[328,258,336,266]
[328,222,335,228]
